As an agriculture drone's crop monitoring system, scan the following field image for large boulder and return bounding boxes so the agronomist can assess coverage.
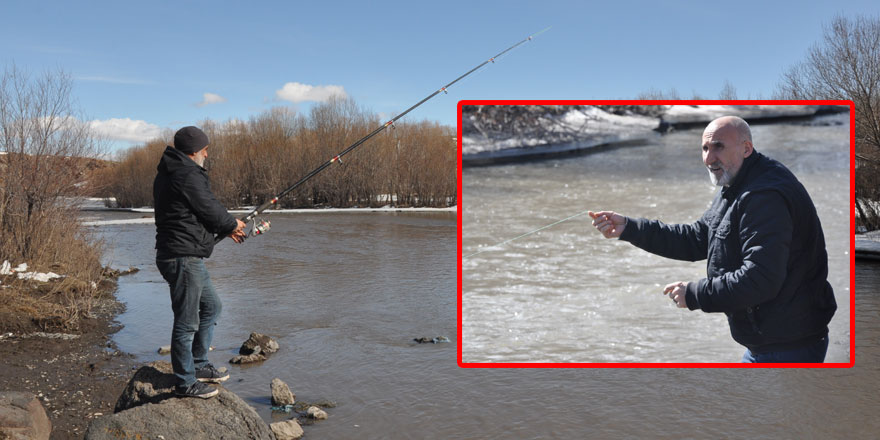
[84,361,274,440]
[0,392,51,440]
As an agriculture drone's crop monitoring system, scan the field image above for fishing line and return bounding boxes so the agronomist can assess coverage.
[463,208,590,259]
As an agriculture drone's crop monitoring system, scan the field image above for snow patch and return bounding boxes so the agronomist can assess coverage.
[1,260,64,282]
[462,106,658,158]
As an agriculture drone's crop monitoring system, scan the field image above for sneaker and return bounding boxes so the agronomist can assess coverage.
[196,364,230,383]
[176,381,219,399]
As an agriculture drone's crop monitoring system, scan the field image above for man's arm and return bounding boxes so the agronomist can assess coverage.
[590,210,709,262]
[685,191,792,312]
[181,171,239,236]
[618,215,710,262]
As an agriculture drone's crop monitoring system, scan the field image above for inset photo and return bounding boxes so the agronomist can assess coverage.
[458,102,853,366]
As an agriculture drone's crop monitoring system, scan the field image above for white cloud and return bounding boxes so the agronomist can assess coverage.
[89,118,161,143]
[196,92,228,107]
[275,82,346,103]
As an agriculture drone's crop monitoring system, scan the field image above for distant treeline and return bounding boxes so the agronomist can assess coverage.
[99,98,456,209]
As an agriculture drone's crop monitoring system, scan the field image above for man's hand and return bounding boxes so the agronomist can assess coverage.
[664,281,688,308]
[229,219,247,244]
[588,211,626,239]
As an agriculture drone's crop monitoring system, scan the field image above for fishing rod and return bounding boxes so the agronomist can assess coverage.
[218,27,551,243]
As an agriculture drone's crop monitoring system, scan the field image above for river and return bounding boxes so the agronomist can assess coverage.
[82,111,879,439]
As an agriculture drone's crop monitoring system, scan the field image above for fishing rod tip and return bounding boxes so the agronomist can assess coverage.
[531,26,553,38]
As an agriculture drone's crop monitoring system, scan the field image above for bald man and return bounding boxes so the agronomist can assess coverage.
[589,116,836,363]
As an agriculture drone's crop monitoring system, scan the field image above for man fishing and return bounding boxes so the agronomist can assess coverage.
[589,116,836,363]
[154,126,247,398]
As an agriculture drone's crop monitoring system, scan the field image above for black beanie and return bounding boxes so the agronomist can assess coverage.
[173,126,209,154]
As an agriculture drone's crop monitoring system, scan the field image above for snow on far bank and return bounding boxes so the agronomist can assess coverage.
[82,206,457,226]
[462,106,658,157]
[462,104,847,164]
[81,218,155,226]
[660,105,835,124]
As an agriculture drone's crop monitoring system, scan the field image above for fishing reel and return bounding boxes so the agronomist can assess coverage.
[247,218,271,238]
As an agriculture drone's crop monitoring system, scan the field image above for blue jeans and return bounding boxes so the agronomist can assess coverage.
[157,257,222,387]
[741,336,829,363]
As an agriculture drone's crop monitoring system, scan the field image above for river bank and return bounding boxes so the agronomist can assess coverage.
[0,295,135,439]
[461,104,849,165]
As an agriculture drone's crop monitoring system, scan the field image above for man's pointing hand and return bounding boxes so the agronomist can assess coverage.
[588,211,626,239]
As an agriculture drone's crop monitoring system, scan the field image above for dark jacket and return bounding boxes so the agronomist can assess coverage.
[154,146,237,259]
[619,152,836,353]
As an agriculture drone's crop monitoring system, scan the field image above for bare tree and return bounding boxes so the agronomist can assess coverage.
[0,65,106,329]
[719,80,738,100]
[776,15,880,229]
[636,87,682,100]
[106,99,456,209]
[776,15,880,152]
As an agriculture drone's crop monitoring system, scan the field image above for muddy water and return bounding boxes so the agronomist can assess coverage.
[87,112,879,439]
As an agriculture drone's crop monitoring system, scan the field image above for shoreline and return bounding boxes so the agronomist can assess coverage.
[81,206,457,214]
[0,295,136,439]
[855,231,880,260]
[81,205,457,226]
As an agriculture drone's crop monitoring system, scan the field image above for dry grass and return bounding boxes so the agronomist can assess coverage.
[1,65,111,333]
[0,208,112,332]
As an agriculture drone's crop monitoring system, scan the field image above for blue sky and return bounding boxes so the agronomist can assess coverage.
[3,1,879,152]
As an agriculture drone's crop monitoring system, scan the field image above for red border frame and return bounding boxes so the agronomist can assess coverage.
[456,100,855,368]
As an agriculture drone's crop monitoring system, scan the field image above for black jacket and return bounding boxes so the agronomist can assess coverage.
[153,147,237,259]
[619,152,836,353]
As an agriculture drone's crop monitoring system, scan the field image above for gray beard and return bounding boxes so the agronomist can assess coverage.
[708,166,734,187]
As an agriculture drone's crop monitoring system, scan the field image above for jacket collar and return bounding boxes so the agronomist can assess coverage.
[721,151,762,199]
[159,146,206,173]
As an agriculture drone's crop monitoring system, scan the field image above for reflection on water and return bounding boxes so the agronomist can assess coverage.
[462,115,851,363]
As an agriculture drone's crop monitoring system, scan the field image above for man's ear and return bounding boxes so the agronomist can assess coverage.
[743,140,754,158]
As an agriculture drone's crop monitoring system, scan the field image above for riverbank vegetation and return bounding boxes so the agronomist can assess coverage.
[0,66,111,332]
[774,15,880,230]
[100,99,456,209]
[637,15,879,229]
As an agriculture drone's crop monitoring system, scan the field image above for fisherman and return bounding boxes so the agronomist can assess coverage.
[589,116,836,363]
[154,126,247,397]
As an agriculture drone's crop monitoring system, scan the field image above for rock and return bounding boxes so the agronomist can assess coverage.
[413,336,450,344]
[110,362,178,413]
[85,361,273,440]
[0,391,52,440]
[270,378,295,406]
[306,406,328,420]
[240,332,279,355]
[230,353,267,364]
[270,419,304,440]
